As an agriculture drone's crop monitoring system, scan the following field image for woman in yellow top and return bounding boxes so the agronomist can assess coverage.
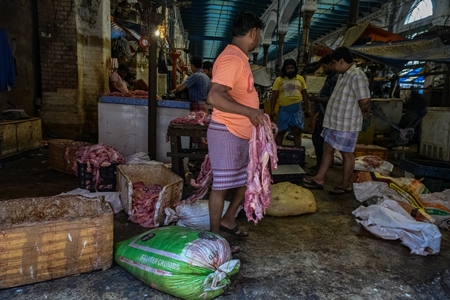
[270,59,309,148]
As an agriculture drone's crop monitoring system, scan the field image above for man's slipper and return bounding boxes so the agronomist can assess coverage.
[329,187,353,195]
[220,225,249,238]
[301,178,324,190]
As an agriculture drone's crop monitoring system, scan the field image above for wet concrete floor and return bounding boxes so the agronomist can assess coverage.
[0,145,450,300]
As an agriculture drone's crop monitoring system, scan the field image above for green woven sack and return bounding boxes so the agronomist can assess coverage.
[115,226,240,299]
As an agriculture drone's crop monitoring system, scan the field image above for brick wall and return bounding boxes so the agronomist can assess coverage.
[37,0,78,93]
[37,0,110,140]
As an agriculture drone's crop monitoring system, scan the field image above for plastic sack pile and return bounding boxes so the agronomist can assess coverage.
[352,171,448,256]
[115,226,240,299]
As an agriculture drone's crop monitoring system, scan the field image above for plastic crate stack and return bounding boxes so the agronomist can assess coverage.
[77,162,119,192]
[272,146,306,184]
[399,158,450,193]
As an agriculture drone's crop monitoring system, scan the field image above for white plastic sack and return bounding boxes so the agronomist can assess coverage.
[353,181,406,203]
[334,151,343,165]
[354,155,394,174]
[352,200,441,256]
[164,200,233,230]
[125,152,163,165]
[59,188,122,213]
[420,190,450,230]
[353,172,426,203]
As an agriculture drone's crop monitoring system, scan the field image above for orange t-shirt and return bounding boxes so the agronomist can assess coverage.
[211,45,259,139]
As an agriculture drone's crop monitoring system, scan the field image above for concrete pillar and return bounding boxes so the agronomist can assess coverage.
[252,52,258,64]
[300,10,314,64]
[347,0,360,28]
[263,44,270,66]
[275,31,286,75]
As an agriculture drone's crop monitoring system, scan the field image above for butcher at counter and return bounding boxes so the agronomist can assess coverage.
[109,64,129,93]
[206,11,266,254]
[171,56,211,113]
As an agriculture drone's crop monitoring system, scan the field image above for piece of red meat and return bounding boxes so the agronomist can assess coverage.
[244,115,278,224]
[73,143,124,191]
[129,182,163,228]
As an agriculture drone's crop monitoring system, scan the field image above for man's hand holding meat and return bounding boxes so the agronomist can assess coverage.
[205,11,265,254]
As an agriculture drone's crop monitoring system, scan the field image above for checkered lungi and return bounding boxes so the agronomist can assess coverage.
[321,128,359,153]
[207,120,249,190]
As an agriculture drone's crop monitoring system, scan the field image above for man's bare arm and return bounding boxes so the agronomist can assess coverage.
[171,83,187,94]
[358,98,371,118]
[111,81,128,93]
[207,82,265,126]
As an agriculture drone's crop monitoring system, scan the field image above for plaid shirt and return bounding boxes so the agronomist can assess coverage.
[184,70,211,101]
[323,64,370,132]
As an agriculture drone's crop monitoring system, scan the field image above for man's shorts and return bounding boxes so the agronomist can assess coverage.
[276,102,304,132]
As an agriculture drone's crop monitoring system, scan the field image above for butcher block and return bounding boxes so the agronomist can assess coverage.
[116,164,183,227]
[0,195,113,289]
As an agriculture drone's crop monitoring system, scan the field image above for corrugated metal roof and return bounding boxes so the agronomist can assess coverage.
[178,0,387,63]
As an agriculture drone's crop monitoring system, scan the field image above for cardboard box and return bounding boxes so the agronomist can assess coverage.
[116,164,183,227]
[48,139,74,174]
[0,195,113,289]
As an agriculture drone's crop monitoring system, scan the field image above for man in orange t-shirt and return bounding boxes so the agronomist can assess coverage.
[206,11,266,253]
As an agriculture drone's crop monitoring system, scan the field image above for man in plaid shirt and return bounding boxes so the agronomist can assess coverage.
[303,47,371,195]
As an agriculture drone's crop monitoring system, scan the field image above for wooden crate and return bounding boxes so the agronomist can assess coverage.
[48,140,91,175]
[48,139,74,175]
[0,195,113,289]
[354,144,388,160]
[116,164,183,227]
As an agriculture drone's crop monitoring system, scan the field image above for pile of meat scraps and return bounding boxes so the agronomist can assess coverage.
[129,182,163,228]
[182,154,212,204]
[245,115,278,223]
[105,90,161,100]
[73,143,124,191]
[170,111,211,126]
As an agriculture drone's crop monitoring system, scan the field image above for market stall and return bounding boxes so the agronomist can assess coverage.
[98,95,190,163]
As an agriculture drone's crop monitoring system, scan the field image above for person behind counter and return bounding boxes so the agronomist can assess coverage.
[202,61,213,79]
[109,64,129,93]
[124,72,148,91]
[124,72,162,100]
[171,56,211,113]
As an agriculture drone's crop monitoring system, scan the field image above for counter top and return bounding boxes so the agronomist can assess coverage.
[100,96,190,109]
